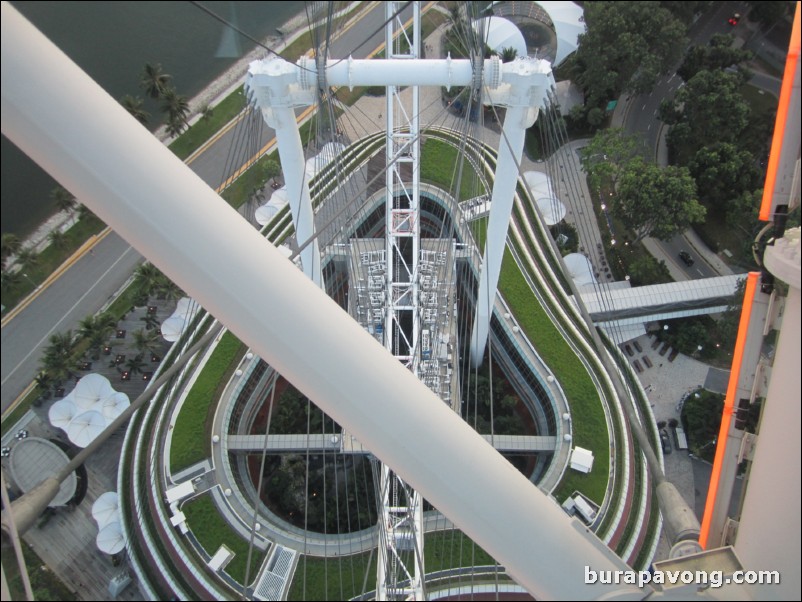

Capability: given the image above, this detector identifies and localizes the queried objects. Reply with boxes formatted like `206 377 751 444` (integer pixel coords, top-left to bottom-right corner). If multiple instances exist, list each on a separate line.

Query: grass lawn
182 494 267 586
169 330 245 471
500 248 609 505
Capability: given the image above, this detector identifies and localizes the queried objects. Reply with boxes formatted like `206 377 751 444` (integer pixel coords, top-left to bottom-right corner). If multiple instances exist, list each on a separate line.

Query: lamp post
22 272 39 290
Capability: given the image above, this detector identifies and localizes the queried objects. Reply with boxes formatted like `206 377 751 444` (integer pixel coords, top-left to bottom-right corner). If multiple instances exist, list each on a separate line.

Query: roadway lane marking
0 245 137 389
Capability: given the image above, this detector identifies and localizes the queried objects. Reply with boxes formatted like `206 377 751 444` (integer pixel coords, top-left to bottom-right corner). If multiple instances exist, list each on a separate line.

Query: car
660 429 672 454
679 250 694 266
728 13 741 26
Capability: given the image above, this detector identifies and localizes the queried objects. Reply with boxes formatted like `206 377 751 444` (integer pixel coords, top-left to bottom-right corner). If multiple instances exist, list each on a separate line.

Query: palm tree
120 94 150 125
156 277 182 301
40 330 77 385
34 371 55 400
78 313 116 359
1 269 21 292
165 116 186 138
499 46 518 62
48 229 68 251
1 233 22 265
139 62 171 99
124 354 147 375
134 262 161 298
15 247 39 273
50 186 77 214
161 87 191 132
132 328 161 356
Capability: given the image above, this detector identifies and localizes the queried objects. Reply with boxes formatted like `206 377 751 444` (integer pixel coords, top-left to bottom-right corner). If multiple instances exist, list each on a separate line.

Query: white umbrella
71 373 114 410
66 410 106 448
535 1 585 66
536 196 567 225
48 399 78 430
92 491 120 529
100 392 130 421
96 521 126 555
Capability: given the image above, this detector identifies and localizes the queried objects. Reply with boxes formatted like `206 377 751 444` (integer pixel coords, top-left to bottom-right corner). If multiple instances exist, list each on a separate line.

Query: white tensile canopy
472 16 527 58
66 410 107 448
92 491 120 529
96 521 126 555
100 391 130 421
255 187 290 226
160 316 185 343
536 197 567 225
534 1 585 66
563 252 597 287
69 373 114 410
161 297 199 342
48 398 78 429
523 171 552 199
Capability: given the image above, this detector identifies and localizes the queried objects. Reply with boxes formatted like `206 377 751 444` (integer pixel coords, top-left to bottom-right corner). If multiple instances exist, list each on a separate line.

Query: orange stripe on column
699 272 760 549
760 1 800 221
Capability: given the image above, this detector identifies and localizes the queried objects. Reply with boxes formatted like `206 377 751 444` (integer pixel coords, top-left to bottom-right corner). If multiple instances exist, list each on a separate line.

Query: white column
247 59 322 286
470 105 528 367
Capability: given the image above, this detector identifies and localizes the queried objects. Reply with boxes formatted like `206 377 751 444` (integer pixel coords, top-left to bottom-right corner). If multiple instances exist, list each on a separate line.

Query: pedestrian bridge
226 433 558 453
576 275 743 343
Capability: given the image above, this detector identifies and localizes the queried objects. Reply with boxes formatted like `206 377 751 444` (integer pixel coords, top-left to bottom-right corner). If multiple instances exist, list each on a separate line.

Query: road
1 2 407 415
1 233 142 412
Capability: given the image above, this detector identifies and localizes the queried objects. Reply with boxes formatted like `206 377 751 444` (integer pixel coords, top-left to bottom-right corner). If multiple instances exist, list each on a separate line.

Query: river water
3 0 304 238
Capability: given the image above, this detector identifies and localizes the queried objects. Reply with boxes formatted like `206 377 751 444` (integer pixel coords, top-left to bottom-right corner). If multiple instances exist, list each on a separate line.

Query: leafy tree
580 128 648 192
681 389 724 461
687 142 760 210
716 277 746 352
1 233 22 264
725 189 762 240
262 159 282 183
615 159 705 241
573 2 687 110
660 1 708 25
50 186 77 214
139 62 171 99
677 34 753 82
626 254 672 286
747 1 792 28
120 94 150 125
661 69 751 160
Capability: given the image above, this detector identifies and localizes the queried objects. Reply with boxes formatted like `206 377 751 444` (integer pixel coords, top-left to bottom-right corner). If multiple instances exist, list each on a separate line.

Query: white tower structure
376 4 425 598
246 6 552 597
